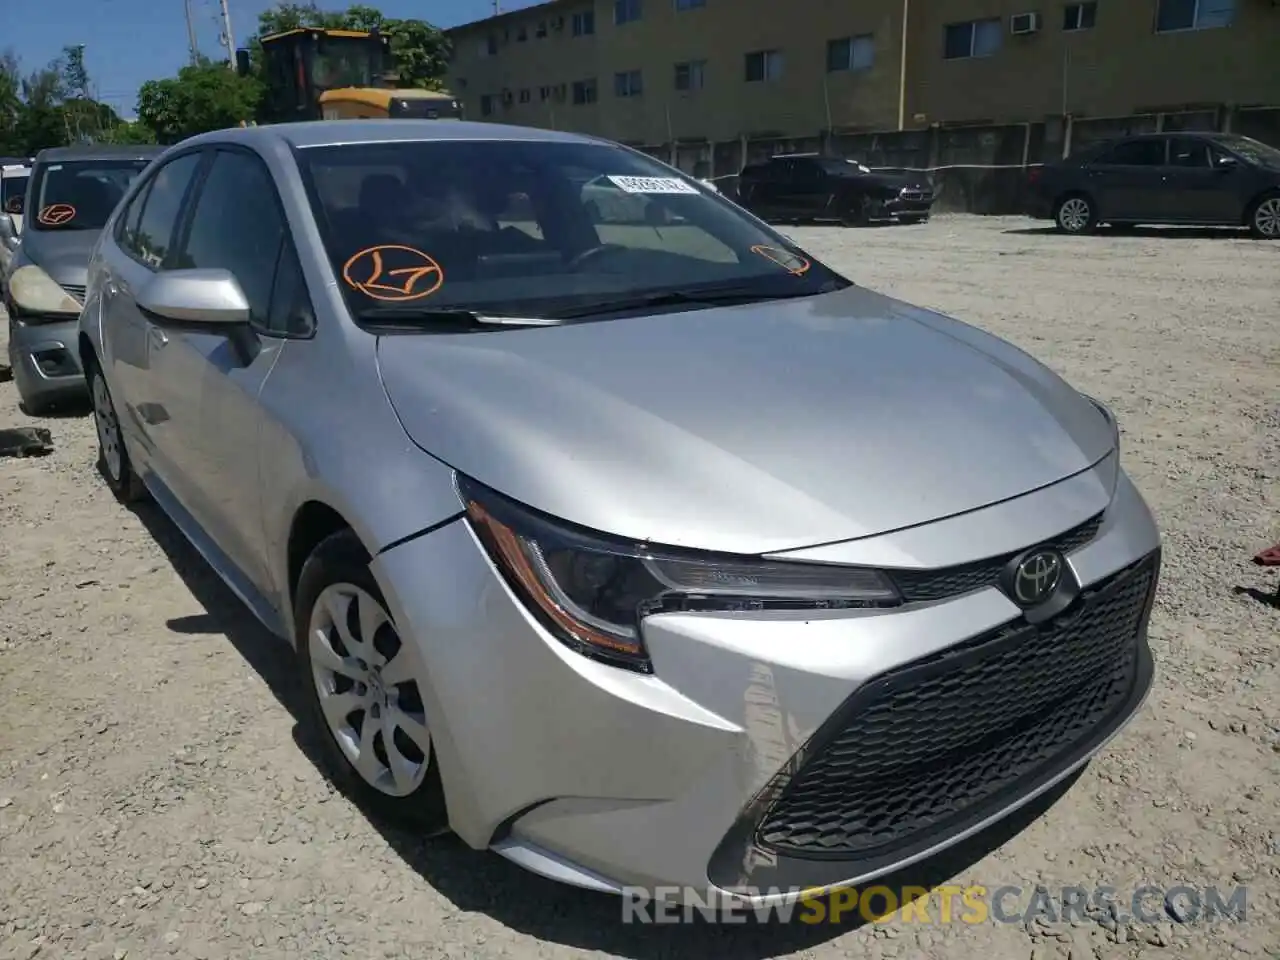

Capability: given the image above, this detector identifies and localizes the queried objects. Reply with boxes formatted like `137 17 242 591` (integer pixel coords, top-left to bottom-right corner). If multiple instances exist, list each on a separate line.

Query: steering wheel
566 243 628 271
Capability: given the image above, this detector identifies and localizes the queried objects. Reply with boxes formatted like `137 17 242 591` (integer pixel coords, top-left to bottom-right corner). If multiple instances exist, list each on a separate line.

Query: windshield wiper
355 306 564 330
547 285 823 320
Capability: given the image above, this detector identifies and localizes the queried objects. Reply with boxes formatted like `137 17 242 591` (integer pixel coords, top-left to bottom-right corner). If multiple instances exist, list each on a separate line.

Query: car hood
14 228 99 288
376 287 1114 554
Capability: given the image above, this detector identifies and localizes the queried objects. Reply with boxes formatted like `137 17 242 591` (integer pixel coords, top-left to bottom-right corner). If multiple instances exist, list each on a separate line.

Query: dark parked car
737 153 934 226
1028 132 1280 239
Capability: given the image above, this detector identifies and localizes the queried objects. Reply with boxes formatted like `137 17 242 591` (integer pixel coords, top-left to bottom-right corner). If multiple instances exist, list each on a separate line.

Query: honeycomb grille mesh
756 554 1156 858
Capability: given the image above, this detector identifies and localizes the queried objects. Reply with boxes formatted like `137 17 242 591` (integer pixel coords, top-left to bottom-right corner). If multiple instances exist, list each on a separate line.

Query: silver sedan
78 120 1161 906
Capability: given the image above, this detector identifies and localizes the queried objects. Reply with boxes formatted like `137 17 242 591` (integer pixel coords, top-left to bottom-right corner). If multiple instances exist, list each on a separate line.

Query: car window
297 138 841 322
1093 140 1165 167
176 150 286 330
265 240 315 337
2 174 28 214
1168 138 1210 169
131 153 203 268
26 158 153 232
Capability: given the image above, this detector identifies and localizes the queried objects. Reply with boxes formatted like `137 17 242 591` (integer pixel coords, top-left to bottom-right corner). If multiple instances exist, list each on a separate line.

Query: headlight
8 262 81 320
457 476 901 673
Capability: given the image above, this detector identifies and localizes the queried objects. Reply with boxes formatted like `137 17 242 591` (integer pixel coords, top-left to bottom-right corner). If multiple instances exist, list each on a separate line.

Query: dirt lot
1 216 1277 960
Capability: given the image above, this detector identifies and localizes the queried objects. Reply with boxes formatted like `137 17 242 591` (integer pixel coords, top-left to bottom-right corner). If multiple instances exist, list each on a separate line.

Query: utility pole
183 0 200 65
218 0 236 67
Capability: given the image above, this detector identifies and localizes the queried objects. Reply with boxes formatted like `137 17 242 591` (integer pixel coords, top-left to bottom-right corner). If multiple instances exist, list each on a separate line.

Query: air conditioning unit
1010 11 1041 34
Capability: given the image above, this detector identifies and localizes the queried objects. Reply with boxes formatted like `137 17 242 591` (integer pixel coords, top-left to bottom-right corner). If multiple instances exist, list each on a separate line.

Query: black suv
737 153 935 226
1028 132 1280 239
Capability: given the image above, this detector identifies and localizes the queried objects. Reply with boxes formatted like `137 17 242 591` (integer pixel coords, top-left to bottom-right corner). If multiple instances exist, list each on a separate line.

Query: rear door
99 149 207 479
1162 137 1245 223
1082 138 1167 222
778 159 831 219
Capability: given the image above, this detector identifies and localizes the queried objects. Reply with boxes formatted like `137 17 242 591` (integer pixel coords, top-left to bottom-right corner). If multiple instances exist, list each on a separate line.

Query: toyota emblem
1008 549 1064 607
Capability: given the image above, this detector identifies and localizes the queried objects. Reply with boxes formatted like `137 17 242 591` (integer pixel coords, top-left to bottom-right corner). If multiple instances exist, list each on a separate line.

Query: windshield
1219 135 1280 168
27 158 151 231
298 139 847 321
2 174 28 214
311 37 382 91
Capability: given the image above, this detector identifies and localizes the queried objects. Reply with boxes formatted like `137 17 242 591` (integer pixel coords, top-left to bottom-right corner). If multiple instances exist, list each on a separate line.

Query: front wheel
1247 193 1280 240
295 529 448 830
1054 195 1096 235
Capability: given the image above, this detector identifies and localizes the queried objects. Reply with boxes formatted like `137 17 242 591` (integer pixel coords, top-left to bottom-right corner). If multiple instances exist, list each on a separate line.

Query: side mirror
136 269 250 326
1215 155 1238 172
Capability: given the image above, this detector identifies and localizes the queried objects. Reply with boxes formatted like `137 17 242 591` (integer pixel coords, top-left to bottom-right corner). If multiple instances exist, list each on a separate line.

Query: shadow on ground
1003 225 1253 240
134 500 1085 959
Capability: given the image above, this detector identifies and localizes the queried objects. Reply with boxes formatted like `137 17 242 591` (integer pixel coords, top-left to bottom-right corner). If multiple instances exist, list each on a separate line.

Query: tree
136 58 261 144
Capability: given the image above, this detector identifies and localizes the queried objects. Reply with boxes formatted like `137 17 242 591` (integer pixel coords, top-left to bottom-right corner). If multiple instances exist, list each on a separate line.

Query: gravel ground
1 215 1277 960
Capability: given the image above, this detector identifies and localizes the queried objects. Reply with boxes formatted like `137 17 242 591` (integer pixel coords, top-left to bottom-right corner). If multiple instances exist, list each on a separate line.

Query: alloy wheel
308 584 432 798
1254 198 1280 238
92 372 123 483
1058 198 1091 233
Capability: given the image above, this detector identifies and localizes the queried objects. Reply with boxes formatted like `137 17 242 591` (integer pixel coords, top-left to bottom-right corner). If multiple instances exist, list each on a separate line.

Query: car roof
32 144 166 164
179 120 610 152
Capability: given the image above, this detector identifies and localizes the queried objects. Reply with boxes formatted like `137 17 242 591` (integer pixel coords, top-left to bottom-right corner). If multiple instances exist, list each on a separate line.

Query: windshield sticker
606 175 699 196
342 245 444 302
750 244 811 276
37 203 77 226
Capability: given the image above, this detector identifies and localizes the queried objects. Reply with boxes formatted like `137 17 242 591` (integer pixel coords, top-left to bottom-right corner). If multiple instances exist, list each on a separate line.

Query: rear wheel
1247 193 1280 240
1054 194 1096 235
89 360 147 503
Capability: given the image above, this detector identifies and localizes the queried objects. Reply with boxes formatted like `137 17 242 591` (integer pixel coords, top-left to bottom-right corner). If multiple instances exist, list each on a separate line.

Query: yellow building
445 0 1280 160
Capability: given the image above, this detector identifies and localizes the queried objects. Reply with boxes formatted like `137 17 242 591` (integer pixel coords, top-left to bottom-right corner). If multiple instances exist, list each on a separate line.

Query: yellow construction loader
239 27 462 123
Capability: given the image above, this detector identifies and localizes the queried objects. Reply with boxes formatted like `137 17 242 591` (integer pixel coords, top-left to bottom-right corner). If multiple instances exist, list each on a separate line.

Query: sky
5 0 541 119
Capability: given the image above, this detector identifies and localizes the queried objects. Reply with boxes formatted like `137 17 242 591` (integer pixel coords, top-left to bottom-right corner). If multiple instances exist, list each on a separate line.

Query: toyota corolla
78 120 1160 905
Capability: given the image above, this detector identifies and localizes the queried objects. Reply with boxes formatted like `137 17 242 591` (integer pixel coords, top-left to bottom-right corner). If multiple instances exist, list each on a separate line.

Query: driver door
148 147 298 595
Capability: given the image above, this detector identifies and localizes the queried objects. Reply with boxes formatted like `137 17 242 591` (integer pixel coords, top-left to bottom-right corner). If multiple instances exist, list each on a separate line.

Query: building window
674 59 706 91
519 88 531 103
943 18 1003 59
614 69 643 97
572 78 598 104
674 0 705 9
744 49 784 83
480 94 494 116
517 25 527 41
827 34 874 72
485 34 498 55
572 10 595 34
1063 2 1097 30
615 0 642 25
539 85 551 101
1155 0 1234 32
536 20 548 37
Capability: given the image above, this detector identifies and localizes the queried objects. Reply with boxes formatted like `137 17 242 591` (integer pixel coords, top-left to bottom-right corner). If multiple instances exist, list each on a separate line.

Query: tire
840 195 870 228
1054 194 1096 235
1246 192 1280 240
295 528 448 831
88 359 148 503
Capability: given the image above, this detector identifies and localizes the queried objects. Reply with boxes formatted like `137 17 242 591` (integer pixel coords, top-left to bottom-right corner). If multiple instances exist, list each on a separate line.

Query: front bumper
371 465 1160 905
7 312 85 405
873 191 935 221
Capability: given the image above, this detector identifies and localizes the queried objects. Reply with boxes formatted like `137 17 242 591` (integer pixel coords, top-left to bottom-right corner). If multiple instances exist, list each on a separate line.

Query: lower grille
754 552 1157 859
900 190 932 202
